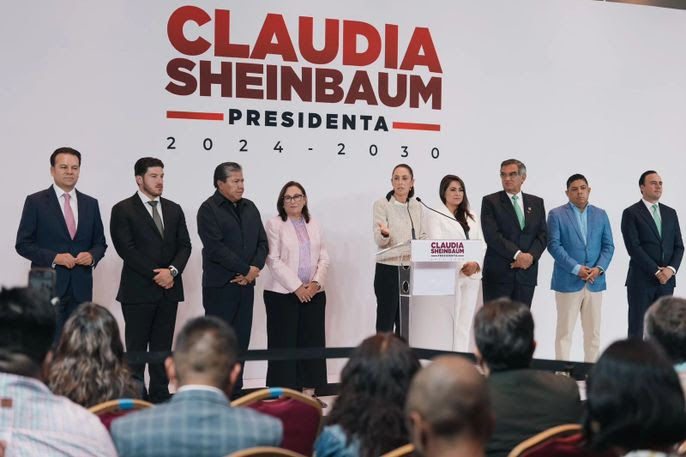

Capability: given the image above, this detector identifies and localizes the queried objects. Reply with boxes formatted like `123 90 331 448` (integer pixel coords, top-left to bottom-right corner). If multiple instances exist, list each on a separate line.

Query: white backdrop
2 0 686 380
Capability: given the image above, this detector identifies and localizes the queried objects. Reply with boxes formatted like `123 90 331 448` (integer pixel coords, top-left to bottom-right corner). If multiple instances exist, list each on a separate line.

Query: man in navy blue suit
548 174 614 362
621 170 684 338
15 147 107 334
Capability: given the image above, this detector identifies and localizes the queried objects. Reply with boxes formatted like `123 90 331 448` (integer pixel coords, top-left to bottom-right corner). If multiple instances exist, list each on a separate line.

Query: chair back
508 424 585 457
380 443 415 457
232 387 322 456
88 398 153 430
227 446 307 457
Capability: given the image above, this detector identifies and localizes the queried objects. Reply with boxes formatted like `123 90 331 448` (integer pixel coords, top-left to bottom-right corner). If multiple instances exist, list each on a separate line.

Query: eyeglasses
283 194 304 203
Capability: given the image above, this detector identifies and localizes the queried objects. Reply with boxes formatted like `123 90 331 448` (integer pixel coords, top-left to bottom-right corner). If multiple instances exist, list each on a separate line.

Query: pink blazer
264 216 329 294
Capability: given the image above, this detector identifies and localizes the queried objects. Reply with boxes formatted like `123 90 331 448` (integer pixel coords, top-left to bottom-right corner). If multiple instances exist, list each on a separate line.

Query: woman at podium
263 181 330 394
412 174 484 352
372 163 425 334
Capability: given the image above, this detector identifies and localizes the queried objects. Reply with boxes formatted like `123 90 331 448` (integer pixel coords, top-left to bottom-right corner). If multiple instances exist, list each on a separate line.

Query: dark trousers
203 284 254 392
264 290 327 389
483 281 536 307
627 284 674 338
55 283 80 343
121 299 178 403
374 263 402 334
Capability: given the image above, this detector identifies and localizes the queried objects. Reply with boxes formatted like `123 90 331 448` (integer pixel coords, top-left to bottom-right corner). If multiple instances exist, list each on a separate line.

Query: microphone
416 197 458 223
416 197 470 238
406 200 416 240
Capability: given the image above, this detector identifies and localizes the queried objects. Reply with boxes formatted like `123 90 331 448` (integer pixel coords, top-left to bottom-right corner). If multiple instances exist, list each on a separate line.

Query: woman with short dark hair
263 181 329 395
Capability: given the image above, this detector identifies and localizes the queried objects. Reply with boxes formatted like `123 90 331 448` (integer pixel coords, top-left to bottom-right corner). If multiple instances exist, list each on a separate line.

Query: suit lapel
564 204 585 244
74 189 86 238
133 193 163 239
499 191 521 230
160 197 172 239
45 187 71 239
637 201 661 240
522 193 534 231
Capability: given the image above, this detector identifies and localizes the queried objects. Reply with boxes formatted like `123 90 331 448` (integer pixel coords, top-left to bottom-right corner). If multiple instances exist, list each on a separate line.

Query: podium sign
411 239 483 262
411 239 483 296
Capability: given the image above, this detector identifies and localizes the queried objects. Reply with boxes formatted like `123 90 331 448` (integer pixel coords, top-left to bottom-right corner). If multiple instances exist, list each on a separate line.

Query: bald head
406 356 492 448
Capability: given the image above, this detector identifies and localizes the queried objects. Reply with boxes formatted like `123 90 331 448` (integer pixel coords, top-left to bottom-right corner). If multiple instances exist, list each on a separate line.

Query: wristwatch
168 265 178 277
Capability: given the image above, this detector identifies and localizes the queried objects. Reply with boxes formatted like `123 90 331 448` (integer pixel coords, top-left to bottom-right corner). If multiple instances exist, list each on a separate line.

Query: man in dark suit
481 159 547 307
621 170 683 338
15 147 107 334
110 157 191 403
474 298 581 457
197 162 268 393
111 316 282 457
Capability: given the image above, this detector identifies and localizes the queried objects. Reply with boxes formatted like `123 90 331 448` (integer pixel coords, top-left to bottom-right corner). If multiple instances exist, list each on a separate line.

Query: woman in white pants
411 175 484 352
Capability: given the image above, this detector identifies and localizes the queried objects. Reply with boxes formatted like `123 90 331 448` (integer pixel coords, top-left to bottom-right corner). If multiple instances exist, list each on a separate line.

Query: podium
377 239 483 340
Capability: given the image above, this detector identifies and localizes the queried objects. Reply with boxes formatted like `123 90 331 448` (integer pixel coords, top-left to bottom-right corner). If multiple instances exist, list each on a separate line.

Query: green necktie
651 203 662 237
512 195 525 230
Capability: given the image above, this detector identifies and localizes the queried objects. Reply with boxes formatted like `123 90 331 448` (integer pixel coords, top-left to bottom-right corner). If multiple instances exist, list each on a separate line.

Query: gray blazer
111 388 283 457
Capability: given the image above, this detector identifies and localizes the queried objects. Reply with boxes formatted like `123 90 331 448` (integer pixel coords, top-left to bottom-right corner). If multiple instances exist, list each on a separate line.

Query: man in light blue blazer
547 174 614 362
111 317 282 457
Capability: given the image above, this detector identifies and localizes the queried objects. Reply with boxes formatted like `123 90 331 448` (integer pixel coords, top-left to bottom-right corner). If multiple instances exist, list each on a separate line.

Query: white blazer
264 216 329 294
424 204 485 280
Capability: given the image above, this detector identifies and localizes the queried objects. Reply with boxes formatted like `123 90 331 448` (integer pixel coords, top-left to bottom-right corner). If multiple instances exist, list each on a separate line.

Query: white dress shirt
137 190 164 228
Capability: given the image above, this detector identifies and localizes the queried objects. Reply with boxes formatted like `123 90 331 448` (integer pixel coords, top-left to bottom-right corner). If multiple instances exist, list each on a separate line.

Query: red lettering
400 27 442 73
166 58 197 95
299 17 339 64
167 6 211 56
281 66 312 102
409 75 441 109
315 68 344 103
344 71 378 105
378 73 406 107
214 10 250 58
384 24 398 69
265 65 278 100
251 14 298 61
199 60 232 97
342 20 381 66
235 63 264 99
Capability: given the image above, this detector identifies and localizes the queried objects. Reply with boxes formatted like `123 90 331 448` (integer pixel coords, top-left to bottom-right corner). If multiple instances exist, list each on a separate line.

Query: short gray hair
213 162 242 188
500 159 527 176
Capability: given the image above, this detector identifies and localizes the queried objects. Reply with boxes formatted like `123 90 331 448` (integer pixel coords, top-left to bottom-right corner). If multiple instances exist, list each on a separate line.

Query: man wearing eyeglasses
481 159 548 307
197 162 268 396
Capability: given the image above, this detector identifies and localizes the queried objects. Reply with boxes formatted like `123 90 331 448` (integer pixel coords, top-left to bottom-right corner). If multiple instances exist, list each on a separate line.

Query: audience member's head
48 302 138 407
474 298 535 373
585 339 686 454
166 316 241 394
645 296 686 365
327 333 421 457
0 287 55 378
406 356 492 457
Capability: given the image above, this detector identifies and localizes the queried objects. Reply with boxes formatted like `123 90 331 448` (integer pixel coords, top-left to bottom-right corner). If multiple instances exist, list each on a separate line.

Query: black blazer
197 192 268 288
110 193 192 303
480 191 548 286
15 186 107 302
621 200 684 287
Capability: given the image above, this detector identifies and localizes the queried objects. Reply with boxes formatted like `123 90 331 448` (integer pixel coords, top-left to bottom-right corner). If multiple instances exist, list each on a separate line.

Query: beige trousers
555 287 602 362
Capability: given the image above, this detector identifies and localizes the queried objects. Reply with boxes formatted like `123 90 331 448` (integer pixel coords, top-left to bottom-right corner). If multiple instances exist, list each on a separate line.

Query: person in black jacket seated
197 162 268 394
474 298 582 457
